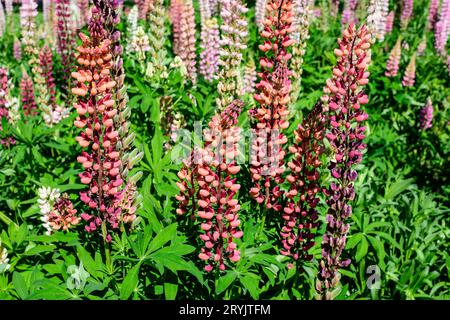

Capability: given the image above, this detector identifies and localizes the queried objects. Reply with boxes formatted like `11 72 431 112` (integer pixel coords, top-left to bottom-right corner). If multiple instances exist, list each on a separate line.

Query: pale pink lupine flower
400 0 413 29
428 0 439 30
435 0 450 56
385 38 402 77
385 10 394 34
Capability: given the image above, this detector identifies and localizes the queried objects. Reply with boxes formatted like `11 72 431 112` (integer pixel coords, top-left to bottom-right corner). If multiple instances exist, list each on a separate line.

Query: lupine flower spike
282 101 324 263
56 0 76 88
243 56 257 94
217 0 248 111
148 0 168 74
176 100 244 271
420 98 433 130
21 70 38 117
316 24 371 300
249 0 294 211
385 37 402 77
435 0 450 56
400 0 413 29
402 53 416 87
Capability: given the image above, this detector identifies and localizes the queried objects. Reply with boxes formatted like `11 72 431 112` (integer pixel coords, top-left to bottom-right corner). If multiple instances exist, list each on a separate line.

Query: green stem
0 211 18 228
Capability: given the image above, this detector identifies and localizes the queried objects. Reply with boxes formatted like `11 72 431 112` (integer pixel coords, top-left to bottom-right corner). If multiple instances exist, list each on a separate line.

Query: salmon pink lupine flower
21 71 38 117
48 194 81 232
176 100 244 271
249 0 294 211
385 37 402 77
402 53 416 87
282 101 324 262
316 24 372 300
216 0 248 111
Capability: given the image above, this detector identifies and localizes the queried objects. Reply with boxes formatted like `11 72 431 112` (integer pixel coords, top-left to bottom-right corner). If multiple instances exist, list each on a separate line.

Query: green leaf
164 282 178 300
215 272 237 295
355 236 369 262
12 272 29 300
119 263 141 300
346 233 363 249
147 223 177 254
76 245 102 279
240 275 260 299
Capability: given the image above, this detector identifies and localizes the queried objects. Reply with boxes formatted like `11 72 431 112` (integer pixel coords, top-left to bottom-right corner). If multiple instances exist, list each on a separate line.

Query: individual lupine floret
176 100 244 271
385 37 402 77
20 71 38 116
435 0 450 56
282 101 324 263
38 187 62 235
216 0 248 112
248 0 294 211
13 40 22 61
129 26 151 62
420 98 433 130
402 53 416 87
316 24 371 300
56 0 76 88
178 0 197 84
0 240 10 273
200 18 220 82
243 56 257 94
400 0 413 29
148 0 168 74
291 0 311 104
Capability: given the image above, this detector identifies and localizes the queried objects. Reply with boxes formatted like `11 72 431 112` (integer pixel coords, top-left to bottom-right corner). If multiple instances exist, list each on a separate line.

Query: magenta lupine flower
420 98 434 130
21 71 38 116
0 68 8 123
385 10 394 34
385 37 402 77
56 0 76 88
200 18 220 82
39 45 56 106
282 101 324 263
402 54 416 87
249 0 294 211
176 100 244 271
13 40 22 61
435 0 450 56
400 0 413 29
316 24 372 300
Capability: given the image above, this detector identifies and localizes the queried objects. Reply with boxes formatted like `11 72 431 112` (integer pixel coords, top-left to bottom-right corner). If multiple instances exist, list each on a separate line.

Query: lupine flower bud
56 0 76 88
400 0 413 29
243 56 257 94
200 18 220 82
148 0 168 74
20 71 37 116
216 0 248 111
434 0 450 56
249 0 294 211
0 240 10 273
385 37 402 77
402 53 416 87
317 24 371 300
420 98 433 130
176 100 244 271
13 40 22 61
282 101 324 262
